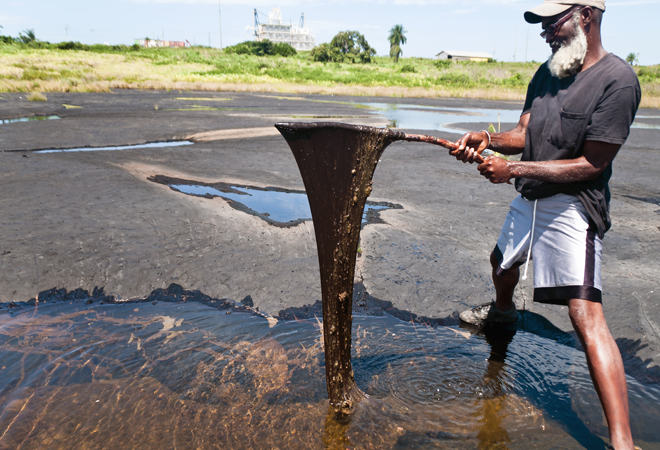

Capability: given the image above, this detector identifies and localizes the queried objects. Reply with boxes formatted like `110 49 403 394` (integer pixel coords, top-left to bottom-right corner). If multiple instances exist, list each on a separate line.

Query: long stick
399 133 486 164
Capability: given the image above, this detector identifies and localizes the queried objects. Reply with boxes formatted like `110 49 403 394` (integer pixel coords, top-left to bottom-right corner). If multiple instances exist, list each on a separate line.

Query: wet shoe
459 301 518 325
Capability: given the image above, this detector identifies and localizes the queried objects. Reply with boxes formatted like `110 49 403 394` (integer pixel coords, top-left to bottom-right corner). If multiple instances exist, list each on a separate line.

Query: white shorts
494 194 603 305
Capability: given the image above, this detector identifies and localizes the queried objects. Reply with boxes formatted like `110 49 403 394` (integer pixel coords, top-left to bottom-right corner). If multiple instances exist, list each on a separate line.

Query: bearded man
451 1 641 449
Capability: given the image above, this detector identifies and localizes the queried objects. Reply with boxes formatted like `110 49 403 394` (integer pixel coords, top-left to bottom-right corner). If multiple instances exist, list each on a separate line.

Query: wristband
479 130 491 149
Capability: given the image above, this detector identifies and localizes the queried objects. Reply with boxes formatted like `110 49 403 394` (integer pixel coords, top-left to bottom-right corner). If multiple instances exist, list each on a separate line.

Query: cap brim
524 3 573 23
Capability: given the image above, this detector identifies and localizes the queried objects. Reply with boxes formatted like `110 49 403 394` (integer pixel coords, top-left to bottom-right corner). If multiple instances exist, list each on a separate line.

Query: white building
253 8 315 51
135 38 186 48
435 51 493 62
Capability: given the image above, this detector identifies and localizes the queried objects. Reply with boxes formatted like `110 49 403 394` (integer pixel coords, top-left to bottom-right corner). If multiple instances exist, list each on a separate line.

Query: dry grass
1 48 658 108
27 92 47 101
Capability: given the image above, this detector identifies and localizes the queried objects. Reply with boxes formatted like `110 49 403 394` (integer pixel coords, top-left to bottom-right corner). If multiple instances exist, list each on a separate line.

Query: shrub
273 42 296 57
637 66 660 82
312 31 376 64
434 59 452 69
311 43 343 63
57 41 86 50
224 40 296 57
18 29 36 44
399 64 416 73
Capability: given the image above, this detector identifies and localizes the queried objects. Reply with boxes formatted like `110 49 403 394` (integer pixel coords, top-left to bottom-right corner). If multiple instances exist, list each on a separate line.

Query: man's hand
450 131 489 163
478 156 513 184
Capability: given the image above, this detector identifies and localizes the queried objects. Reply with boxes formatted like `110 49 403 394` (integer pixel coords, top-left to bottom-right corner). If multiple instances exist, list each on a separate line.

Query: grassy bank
1 44 658 107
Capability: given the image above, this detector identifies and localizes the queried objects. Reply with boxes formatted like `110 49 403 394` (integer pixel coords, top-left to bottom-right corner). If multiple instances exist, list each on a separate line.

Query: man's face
545 8 589 78
542 8 581 54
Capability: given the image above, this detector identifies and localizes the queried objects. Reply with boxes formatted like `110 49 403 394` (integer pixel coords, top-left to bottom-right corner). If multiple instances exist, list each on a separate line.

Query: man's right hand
451 131 489 163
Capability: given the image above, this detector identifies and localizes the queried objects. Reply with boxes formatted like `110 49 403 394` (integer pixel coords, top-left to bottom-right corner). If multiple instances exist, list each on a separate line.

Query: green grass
1 42 658 107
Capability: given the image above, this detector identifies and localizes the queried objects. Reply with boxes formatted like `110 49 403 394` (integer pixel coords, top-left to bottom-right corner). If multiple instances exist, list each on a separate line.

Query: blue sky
1 0 658 65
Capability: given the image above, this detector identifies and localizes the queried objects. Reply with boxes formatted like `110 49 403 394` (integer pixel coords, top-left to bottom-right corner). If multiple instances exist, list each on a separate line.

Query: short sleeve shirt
516 53 641 234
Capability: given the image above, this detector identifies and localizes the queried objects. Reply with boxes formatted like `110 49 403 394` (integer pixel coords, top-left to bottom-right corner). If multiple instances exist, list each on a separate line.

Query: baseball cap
524 0 605 24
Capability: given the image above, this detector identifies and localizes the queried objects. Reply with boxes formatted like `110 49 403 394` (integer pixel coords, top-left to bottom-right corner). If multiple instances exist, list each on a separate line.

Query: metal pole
524 25 530 62
513 26 518 62
218 2 223 50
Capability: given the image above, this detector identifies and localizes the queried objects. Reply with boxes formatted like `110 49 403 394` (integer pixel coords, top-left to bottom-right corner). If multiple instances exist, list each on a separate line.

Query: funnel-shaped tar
275 122 404 412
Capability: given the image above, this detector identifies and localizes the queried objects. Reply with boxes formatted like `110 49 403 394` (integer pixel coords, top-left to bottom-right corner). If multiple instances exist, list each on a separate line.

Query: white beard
548 16 588 79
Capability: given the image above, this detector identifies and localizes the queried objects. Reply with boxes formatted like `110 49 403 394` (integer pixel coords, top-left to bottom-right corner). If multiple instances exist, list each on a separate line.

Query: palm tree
388 24 407 63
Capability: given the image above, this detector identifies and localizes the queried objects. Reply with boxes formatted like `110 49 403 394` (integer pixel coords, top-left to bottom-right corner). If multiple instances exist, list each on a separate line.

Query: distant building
435 51 492 62
135 38 186 48
253 8 315 51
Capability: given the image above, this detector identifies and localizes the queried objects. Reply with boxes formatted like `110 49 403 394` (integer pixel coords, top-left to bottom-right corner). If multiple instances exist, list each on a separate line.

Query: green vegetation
224 40 296 57
0 39 658 107
18 29 36 44
311 31 376 63
388 25 407 63
626 52 639 66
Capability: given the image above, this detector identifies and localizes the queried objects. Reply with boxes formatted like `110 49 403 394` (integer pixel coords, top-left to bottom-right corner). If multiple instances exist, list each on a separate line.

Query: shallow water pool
0 301 658 449
170 184 396 226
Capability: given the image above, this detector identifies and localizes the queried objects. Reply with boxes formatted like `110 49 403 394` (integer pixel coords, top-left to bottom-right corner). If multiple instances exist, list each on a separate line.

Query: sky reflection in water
361 103 660 133
172 184 391 225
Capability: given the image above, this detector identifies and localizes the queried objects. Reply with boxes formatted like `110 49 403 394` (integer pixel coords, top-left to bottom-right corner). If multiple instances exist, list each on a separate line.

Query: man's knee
490 251 499 269
490 251 519 280
568 298 607 336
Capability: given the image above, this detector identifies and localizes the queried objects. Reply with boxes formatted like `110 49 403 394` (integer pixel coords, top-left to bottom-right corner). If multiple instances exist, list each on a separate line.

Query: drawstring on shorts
521 199 538 281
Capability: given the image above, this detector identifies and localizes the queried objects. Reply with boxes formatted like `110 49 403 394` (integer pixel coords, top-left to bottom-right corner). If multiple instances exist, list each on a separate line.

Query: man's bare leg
568 298 634 450
490 251 518 312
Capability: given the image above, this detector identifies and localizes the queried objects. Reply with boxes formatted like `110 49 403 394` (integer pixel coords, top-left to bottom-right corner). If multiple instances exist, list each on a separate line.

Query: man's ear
581 7 593 32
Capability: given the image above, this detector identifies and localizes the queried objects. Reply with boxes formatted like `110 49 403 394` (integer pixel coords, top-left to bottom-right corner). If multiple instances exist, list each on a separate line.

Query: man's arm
450 113 530 163
477 140 622 184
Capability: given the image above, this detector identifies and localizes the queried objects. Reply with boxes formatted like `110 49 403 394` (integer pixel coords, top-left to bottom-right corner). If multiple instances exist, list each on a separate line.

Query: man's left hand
477 156 513 184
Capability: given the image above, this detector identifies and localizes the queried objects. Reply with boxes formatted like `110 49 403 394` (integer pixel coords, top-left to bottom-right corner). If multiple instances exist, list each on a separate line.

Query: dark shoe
606 444 642 449
459 301 518 325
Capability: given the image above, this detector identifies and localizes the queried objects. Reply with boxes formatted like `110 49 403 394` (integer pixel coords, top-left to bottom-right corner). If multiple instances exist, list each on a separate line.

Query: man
451 1 641 449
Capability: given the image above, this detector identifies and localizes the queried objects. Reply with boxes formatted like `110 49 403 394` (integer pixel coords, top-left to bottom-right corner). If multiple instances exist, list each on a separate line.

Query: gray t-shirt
516 53 641 237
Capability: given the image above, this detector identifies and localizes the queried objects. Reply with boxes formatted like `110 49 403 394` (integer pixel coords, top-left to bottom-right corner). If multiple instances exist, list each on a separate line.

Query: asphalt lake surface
1 90 659 449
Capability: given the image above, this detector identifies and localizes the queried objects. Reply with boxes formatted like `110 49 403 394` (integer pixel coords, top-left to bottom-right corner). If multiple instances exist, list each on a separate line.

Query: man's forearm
488 130 526 155
488 116 528 155
507 158 601 183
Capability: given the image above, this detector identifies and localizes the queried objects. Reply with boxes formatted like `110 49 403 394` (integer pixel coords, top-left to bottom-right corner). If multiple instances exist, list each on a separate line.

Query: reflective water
361 103 660 133
1 302 658 449
171 184 395 226
359 103 523 134
1 115 59 124
35 141 193 153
